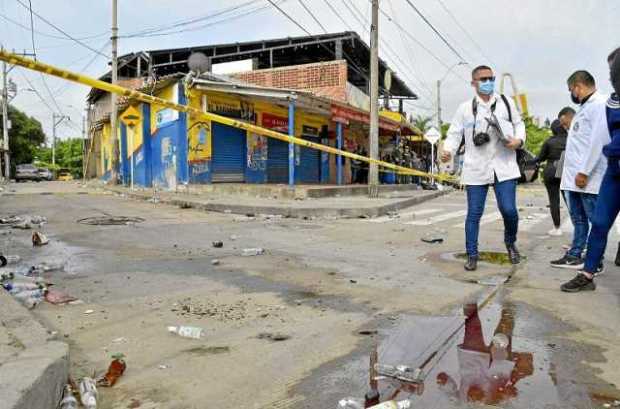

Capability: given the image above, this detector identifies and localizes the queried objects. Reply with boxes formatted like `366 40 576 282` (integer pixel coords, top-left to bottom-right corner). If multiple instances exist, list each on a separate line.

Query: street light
436 62 467 130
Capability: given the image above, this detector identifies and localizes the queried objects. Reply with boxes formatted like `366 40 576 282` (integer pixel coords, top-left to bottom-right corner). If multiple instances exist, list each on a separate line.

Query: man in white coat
550 71 609 271
441 65 526 271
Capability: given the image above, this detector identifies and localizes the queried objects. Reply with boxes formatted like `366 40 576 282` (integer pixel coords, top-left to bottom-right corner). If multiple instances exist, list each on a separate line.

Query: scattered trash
257 332 290 342
97 353 126 387
421 236 444 244
158 364 170 370
30 215 47 225
84 309 95 315
358 330 378 336
230 235 238 241
338 398 364 408
349 279 358 284
112 337 127 344
32 231 50 246
4 254 20 264
212 241 223 248
211 259 220 266
12 221 31 230
242 248 265 256
10 288 46 309
0 216 22 224
368 400 411 408
167 325 205 339
79 377 98 409
59 384 78 409
45 289 78 305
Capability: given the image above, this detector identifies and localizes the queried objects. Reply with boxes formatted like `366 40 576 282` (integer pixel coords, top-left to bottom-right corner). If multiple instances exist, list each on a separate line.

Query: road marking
521 212 549 232
406 210 468 226
452 211 502 228
368 208 441 223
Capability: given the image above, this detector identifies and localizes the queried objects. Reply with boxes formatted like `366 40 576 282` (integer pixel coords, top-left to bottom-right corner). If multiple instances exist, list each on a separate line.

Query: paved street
2 182 620 409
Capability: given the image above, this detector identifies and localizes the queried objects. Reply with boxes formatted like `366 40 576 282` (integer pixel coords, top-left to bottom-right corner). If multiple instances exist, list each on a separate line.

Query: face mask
478 80 495 95
571 92 581 104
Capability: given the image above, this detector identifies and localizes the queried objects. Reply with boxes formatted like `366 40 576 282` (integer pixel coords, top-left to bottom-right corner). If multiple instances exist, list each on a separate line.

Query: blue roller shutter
211 122 246 183
298 136 320 183
267 138 289 183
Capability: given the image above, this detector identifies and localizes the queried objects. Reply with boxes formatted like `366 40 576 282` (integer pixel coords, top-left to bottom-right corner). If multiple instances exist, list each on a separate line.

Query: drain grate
77 216 145 226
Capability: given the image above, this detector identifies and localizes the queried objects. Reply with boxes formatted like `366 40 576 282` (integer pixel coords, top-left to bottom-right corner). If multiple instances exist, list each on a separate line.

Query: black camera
473 132 491 146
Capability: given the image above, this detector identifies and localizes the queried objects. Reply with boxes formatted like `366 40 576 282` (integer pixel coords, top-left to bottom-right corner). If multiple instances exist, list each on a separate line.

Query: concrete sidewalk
0 289 69 409
101 185 451 218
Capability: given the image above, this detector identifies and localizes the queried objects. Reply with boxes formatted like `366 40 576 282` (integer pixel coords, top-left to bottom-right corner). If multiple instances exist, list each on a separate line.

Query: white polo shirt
444 93 526 186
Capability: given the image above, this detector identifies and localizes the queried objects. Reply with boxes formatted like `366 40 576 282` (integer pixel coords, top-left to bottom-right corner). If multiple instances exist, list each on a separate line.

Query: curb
104 187 451 218
0 291 69 409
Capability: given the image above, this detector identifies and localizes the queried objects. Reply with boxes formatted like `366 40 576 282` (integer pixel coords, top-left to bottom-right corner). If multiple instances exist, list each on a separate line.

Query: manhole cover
77 216 145 226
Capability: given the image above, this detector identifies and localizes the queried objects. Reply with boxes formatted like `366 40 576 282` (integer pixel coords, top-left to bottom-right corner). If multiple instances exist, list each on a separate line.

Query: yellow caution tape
0 49 456 182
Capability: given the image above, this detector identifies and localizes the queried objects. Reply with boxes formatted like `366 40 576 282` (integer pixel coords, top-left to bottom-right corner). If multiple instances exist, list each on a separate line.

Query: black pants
544 178 562 228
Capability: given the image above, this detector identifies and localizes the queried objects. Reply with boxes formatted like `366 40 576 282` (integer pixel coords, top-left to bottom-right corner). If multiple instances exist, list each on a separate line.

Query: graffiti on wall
161 136 177 189
247 132 267 171
188 122 211 162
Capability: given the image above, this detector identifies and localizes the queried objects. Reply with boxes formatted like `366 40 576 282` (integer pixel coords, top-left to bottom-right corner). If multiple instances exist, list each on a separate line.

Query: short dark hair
567 70 596 88
558 107 576 118
609 47 620 63
471 65 492 79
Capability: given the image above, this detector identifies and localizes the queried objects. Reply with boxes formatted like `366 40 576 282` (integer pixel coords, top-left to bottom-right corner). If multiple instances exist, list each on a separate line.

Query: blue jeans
565 190 598 258
465 178 519 257
584 170 620 272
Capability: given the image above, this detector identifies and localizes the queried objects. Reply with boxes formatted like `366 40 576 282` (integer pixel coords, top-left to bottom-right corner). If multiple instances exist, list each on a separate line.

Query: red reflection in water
436 303 534 405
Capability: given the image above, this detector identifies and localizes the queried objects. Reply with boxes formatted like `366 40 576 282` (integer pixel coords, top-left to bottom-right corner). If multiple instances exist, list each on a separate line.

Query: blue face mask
478 80 495 95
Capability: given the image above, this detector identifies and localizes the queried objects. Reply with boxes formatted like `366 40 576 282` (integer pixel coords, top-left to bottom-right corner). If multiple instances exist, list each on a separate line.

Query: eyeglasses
477 76 496 82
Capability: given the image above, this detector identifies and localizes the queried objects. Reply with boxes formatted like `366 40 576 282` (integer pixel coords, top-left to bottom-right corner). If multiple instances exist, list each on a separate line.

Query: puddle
449 251 527 266
292 297 619 409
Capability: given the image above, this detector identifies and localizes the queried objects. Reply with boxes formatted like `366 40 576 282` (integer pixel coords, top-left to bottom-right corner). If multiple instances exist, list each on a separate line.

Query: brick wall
232 60 348 102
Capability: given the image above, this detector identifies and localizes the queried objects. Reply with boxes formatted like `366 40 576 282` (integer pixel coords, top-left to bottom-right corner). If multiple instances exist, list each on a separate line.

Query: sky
1 0 619 142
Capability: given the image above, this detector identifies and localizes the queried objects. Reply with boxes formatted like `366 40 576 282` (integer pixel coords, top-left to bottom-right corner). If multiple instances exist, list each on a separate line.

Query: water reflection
435 303 533 405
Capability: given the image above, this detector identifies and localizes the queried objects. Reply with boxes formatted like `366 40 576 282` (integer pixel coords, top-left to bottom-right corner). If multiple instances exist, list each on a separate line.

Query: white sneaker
548 228 563 237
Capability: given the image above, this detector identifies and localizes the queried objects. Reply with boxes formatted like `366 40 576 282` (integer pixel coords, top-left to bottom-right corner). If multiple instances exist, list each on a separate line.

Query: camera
473 132 491 146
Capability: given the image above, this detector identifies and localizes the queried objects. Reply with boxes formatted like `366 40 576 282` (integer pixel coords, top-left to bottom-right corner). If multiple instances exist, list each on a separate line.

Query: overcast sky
1 0 619 141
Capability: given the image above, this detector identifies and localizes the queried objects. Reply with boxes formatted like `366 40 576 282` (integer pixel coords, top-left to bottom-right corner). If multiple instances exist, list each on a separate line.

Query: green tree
524 115 550 154
411 115 433 134
1 105 47 176
35 138 83 177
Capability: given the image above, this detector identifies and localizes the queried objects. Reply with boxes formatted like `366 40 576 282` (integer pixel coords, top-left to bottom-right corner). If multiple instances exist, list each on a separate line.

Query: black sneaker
550 255 584 269
560 274 596 292
464 256 478 271
506 244 521 265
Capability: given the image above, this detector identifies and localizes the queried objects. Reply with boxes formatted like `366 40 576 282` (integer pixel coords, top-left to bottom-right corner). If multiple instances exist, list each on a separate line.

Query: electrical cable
437 0 495 66
297 0 328 34
14 0 109 58
0 11 107 41
402 0 468 65
321 0 354 31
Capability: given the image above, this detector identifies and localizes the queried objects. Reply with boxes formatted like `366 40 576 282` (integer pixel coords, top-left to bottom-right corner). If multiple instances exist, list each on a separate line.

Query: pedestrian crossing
365 204 620 238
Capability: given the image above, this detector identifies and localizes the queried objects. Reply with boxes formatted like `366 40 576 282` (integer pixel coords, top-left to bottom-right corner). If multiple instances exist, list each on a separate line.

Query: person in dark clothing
561 47 620 292
532 109 575 236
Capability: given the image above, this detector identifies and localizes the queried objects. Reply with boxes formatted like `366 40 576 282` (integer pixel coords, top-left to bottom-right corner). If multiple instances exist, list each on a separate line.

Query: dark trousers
565 191 597 258
544 178 562 228
584 170 620 273
465 177 519 257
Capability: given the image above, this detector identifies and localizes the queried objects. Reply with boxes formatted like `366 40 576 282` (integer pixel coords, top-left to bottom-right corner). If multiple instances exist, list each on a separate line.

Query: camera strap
460 95 512 152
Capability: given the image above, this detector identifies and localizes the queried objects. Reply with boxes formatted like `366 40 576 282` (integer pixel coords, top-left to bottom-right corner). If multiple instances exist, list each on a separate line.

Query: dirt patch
183 345 231 355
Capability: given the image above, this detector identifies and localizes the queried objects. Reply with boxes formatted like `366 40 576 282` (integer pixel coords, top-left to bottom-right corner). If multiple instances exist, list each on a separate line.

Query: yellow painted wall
120 105 144 158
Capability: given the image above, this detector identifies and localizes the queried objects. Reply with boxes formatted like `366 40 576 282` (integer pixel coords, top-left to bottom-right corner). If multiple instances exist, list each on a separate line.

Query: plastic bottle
59 385 78 409
368 400 411 409
97 353 127 387
79 377 98 409
337 398 364 409
167 326 204 339
242 248 265 256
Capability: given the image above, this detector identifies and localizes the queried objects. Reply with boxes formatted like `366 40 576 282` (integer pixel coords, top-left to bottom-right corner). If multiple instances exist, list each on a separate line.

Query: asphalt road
1 182 619 409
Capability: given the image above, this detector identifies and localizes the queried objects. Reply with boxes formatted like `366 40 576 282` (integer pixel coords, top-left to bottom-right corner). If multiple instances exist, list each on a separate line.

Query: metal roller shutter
211 122 246 183
267 138 289 183
298 136 320 183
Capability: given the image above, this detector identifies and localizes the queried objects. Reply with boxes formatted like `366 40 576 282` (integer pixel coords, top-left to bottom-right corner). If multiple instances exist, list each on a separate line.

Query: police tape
0 49 457 182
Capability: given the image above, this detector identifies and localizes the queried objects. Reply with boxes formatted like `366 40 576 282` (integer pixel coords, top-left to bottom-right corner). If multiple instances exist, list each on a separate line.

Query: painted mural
247 133 267 171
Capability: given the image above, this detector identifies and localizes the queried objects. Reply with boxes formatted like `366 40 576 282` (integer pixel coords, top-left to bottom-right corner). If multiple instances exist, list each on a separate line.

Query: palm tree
410 114 433 134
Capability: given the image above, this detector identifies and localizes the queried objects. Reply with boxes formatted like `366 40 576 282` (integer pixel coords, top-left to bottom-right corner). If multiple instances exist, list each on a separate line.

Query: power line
297 0 327 34
27 0 36 59
18 70 55 114
14 0 109 58
0 11 107 41
436 0 495 66
402 0 468 64
321 0 354 31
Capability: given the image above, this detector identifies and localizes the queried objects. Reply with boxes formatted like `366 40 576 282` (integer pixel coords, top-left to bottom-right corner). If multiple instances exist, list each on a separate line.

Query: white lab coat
444 93 526 186
560 91 610 194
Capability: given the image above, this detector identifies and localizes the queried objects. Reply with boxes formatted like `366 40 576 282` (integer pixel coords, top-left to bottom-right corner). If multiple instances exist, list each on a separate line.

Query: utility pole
2 61 8 181
52 113 69 169
368 0 379 198
110 0 119 184
436 80 442 130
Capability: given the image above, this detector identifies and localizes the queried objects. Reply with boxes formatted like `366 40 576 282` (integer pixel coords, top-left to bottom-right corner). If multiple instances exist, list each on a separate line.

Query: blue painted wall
142 103 152 187
176 85 189 185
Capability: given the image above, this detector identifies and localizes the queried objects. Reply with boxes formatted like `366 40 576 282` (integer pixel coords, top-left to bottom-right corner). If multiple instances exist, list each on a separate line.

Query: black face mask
571 92 581 104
